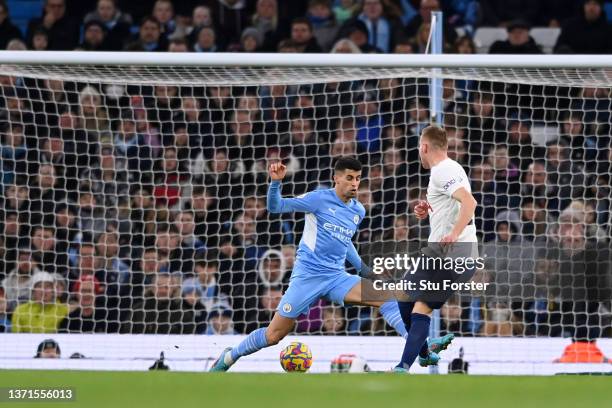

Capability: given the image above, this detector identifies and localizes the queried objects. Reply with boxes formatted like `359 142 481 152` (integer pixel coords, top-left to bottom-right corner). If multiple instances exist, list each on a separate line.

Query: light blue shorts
277 269 361 319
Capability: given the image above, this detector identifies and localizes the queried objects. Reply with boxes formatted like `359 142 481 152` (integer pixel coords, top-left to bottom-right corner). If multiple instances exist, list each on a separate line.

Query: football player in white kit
395 125 478 372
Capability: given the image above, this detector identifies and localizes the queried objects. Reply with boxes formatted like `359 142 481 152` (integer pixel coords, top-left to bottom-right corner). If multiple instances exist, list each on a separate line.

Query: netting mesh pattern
0 65 611 339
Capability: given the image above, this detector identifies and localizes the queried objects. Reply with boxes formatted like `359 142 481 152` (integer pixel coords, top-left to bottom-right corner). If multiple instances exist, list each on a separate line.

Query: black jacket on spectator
0 17 22 49
555 12 612 54
27 15 80 50
204 0 254 47
489 37 542 54
58 304 109 333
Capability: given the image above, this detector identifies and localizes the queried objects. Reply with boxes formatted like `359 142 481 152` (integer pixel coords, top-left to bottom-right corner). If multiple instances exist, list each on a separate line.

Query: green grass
0 370 609 408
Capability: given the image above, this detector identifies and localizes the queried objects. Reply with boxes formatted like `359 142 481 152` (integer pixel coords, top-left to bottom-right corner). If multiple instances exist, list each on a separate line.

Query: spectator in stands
381 147 408 219
505 119 545 170
290 17 323 52
239 27 264 52
77 189 107 237
355 183 383 243
154 147 188 209
59 274 107 333
253 285 283 329
306 0 339 52
27 0 80 50
78 86 111 144
322 305 345 333
122 272 196 334
208 0 252 48
188 5 213 40
555 0 612 54
84 0 133 51
354 92 384 154
487 145 520 201
520 161 548 207
193 26 219 52
251 0 288 52
34 338 61 358
11 271 68 333
6 39 26 50
1 247 40 312
95 230 130 288
80 146 129 216
545 142 586 214
338 19 380 53
544 210 611 362
78 20 109 51
520 198 548 241
126 16 168 52
29 28 49 51
207 301 236 335
153 0 176 39
489 20 542 54
173 210 206 274
3 184 29 213
479 0 539 28
465 90 502 163
181 282 208 334
244 195 283 248
331 38 362 53
347 0 403 54
182 255 221 311
114 111 153 175
0 1 23 50
454 35 475 54
404 0 456 46
559 111 598 166
1 123 27 186
333 0 359 23
168 38 190 52
29 223 69 277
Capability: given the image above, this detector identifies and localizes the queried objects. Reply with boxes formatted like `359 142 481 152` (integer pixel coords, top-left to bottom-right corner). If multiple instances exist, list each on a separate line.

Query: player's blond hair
421 125 448 150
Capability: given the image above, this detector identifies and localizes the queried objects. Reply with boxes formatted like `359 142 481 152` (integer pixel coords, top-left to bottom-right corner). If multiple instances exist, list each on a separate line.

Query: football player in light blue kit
210 157 407 371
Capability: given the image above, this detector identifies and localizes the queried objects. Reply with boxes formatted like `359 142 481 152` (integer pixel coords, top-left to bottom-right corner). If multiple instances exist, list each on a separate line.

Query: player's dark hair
334 156 362 173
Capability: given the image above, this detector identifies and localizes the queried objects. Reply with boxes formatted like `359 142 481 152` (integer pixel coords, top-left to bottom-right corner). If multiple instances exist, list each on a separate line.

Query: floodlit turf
0 370 609 408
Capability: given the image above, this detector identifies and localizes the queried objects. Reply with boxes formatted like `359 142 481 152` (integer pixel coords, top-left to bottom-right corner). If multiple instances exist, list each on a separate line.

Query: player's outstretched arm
441 187 477 244
346 241 370 276
266 162 319 214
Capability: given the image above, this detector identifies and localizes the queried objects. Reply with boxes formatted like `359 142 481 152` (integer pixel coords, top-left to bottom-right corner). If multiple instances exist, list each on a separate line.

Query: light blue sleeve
267 181 320 214
346 241 362 270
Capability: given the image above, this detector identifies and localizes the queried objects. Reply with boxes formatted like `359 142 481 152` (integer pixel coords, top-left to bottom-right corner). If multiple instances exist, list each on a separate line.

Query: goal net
0 53 611 373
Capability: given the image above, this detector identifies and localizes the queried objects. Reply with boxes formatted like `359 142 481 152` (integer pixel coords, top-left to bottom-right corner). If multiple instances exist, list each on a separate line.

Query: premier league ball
279 342 313 372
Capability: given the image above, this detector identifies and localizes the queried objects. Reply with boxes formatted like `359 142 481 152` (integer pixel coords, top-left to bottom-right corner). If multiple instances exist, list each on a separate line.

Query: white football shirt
426 158 478 243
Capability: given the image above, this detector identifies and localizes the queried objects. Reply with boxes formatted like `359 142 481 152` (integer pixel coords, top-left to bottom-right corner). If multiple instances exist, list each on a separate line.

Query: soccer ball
279 342 313 372
330 354 370 373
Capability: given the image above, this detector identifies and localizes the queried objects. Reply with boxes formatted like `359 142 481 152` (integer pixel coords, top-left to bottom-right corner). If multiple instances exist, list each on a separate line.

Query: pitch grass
0 370 609 408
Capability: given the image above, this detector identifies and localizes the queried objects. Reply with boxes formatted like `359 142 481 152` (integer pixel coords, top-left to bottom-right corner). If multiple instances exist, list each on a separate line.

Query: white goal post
0 52 611 374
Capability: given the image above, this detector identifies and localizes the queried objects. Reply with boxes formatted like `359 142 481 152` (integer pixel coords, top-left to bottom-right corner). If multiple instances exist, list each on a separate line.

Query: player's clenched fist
269 162 287 181
413 200 432 220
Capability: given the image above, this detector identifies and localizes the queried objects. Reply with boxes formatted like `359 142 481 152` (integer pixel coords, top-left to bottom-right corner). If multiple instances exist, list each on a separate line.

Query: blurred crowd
0 0 610 54
0 0 611 339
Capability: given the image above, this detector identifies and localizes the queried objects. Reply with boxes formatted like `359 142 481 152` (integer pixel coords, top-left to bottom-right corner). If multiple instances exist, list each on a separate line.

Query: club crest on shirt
353 215 359 224
282 303 292 313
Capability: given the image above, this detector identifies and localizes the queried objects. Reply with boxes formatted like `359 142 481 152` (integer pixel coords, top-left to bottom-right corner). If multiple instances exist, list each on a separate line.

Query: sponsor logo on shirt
323 222 354 243
442 176 462 191
328 207 336 215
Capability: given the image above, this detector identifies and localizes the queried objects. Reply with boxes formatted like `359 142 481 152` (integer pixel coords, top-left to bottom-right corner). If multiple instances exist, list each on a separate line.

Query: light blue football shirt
267 181 365 275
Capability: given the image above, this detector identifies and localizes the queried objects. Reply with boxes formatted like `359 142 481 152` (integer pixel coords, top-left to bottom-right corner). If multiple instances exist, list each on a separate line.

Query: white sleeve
432 163 470 197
